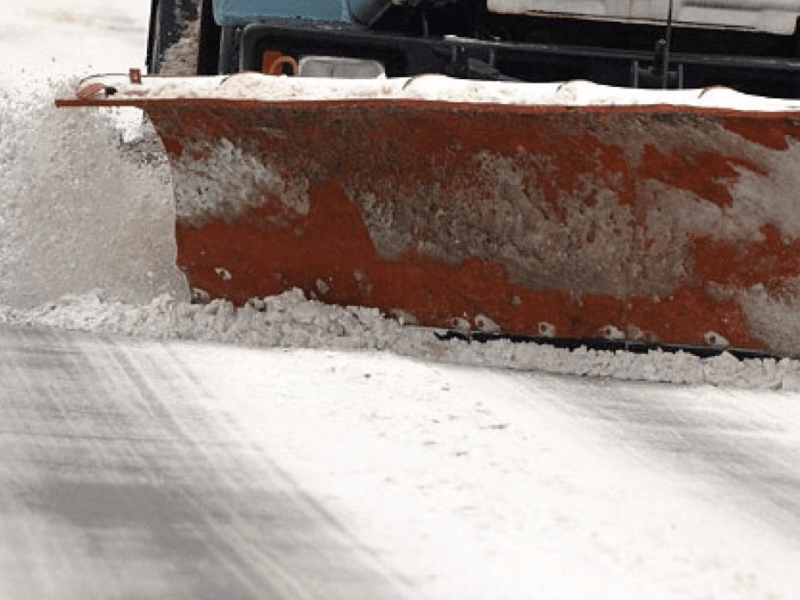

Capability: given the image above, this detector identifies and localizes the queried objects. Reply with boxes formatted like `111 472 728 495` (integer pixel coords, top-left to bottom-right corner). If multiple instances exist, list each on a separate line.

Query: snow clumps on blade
3 288 800 391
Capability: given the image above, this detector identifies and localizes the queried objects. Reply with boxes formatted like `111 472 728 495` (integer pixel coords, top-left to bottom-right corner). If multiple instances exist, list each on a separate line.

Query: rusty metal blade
58 80 800 355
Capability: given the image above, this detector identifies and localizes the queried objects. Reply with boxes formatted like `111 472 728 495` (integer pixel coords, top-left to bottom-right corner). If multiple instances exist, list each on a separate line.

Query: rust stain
722 116 800 151
694 224 800 294
637 145 765 209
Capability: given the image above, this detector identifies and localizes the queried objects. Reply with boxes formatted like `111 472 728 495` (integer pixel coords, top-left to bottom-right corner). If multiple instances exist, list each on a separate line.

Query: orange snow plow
58 74 800 355
57 0 800 355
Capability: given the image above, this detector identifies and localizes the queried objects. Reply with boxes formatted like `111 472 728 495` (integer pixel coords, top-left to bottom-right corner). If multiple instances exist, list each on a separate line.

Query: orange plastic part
261 50 298 75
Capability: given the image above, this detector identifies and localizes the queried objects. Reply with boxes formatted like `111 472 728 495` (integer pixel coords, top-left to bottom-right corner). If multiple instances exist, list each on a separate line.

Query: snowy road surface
2 326 800 600
0 326 407 600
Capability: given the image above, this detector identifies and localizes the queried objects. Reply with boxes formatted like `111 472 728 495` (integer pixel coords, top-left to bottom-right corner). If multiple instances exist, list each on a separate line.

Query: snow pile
78 71 800 112
4 288 800 390
0 79 188 309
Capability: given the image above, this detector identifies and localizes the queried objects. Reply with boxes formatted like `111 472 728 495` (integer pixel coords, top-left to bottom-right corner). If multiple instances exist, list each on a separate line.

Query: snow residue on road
4 288 800 391
186 344 800 600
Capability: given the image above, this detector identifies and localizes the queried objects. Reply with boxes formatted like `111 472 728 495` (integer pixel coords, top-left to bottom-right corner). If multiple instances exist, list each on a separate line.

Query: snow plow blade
59 74 800 355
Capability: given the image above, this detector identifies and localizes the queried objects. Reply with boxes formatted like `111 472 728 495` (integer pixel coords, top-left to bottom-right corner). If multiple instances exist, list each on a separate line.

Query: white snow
2 2 800 599
183 343 800 600
0 78 188 308
77 70 800 112
0 1 150 79
0 1 186 308
4 289 800 391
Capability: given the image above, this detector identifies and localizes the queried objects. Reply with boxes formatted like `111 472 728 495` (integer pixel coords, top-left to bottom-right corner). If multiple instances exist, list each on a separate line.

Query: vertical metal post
662 0 674 88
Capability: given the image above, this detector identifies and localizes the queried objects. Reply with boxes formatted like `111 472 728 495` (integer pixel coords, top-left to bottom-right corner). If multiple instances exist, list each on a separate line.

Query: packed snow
5 288 800 391
185 342 800 600
77 70 800 111
2 2 800 600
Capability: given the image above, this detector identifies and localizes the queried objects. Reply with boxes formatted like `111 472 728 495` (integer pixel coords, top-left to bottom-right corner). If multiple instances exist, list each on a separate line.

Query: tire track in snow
518 372 800 539
0 325 409 600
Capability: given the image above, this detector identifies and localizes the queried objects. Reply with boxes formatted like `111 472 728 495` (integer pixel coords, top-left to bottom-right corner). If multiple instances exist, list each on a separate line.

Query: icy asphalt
1 1 800 599
0 326 408 600
2 325 800 600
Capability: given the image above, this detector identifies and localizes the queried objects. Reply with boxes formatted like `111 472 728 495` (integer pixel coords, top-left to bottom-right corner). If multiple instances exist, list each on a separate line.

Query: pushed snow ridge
2 289 799 390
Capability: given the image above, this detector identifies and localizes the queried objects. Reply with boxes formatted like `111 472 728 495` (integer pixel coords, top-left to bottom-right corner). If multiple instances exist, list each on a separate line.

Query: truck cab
149 0 800 97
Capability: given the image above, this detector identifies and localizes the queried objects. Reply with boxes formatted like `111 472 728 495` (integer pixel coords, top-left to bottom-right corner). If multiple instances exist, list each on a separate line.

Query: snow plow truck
58 0 800 356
